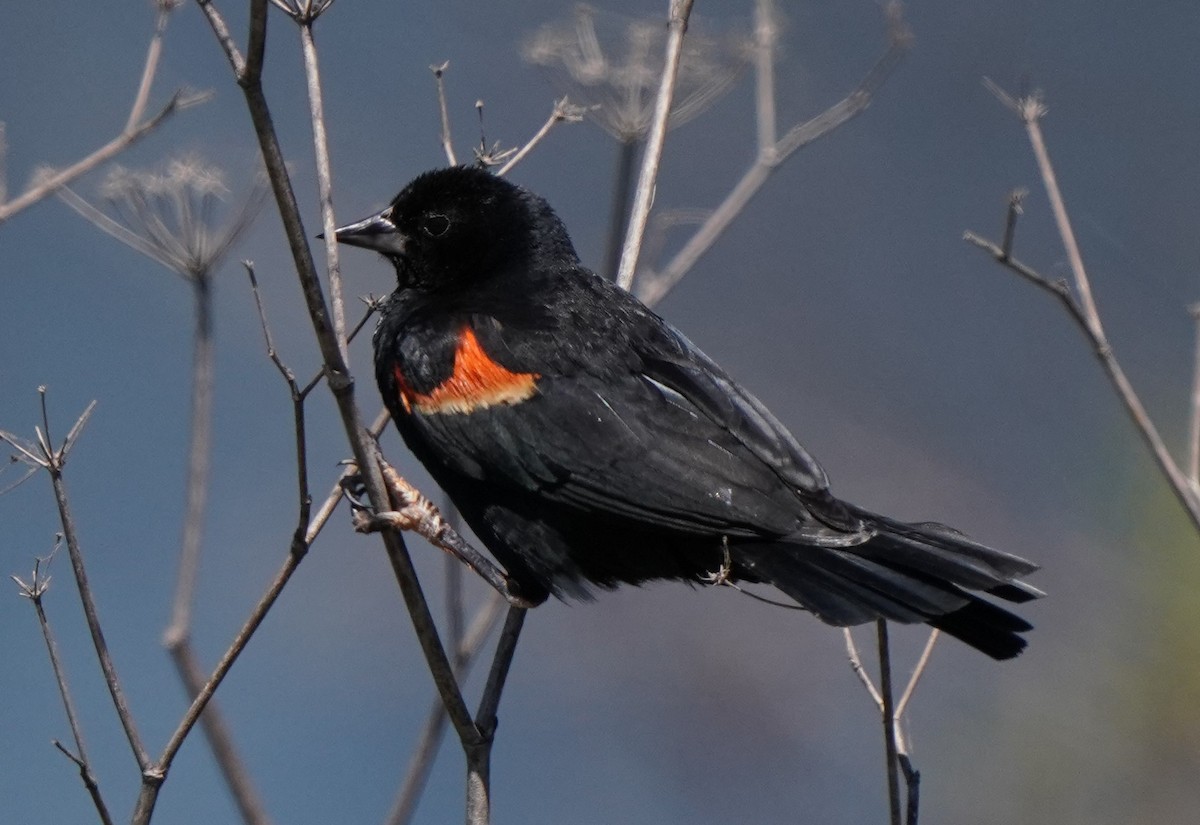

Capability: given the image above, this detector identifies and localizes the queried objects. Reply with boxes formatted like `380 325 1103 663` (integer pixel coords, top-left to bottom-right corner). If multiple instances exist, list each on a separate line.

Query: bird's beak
331 208 407 257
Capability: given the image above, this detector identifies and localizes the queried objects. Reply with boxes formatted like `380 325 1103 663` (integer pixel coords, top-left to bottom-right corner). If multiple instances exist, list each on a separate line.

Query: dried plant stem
387 593 507 825
197 8 490 822
0 7 203 225
969 81 1200 533
615 0 696 290
603 139 639 281
877 621 902 825
301 21 349 362
155 266 273 823
466 606 527 825
843 625 930 823
166 275 215 646
965 241 1200 529
753 0 778 152
636 2 910 305
496 98 583 177
967 229 1200 531
49 469 151 772
126 4 172 131
895 629 938 720
18 567 114 825
432 63 459 166
169 644 272 825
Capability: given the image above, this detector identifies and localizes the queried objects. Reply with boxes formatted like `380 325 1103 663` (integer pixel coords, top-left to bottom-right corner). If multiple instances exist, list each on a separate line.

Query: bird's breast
394 326 540 416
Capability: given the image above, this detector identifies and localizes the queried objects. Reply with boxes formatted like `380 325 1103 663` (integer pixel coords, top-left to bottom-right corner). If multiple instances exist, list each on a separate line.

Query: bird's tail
736 507 1042 660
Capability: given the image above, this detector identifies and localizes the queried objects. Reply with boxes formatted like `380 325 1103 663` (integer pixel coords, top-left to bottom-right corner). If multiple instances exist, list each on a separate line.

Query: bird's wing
398 314 860 540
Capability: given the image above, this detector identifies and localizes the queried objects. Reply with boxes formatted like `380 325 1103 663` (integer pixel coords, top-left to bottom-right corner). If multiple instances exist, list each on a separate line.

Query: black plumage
334 165 1041 660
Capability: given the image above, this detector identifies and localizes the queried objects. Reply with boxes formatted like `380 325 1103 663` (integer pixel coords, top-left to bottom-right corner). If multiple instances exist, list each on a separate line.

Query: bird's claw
339 469 372 513
700 538 734 586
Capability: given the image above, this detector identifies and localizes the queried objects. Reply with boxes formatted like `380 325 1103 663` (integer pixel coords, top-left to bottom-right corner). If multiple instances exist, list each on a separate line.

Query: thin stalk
603 139 639 281
166 273 215 646
876 620 901 825
615 0 696 290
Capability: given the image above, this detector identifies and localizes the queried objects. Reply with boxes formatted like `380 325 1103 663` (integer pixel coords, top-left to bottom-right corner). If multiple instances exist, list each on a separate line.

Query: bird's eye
422 213 450 237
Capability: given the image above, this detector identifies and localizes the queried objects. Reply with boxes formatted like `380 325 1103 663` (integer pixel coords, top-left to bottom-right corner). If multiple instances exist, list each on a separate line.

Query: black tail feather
734 508 1041 660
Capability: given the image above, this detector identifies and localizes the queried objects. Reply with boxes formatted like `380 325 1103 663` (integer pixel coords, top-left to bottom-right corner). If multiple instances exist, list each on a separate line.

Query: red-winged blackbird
335 166 1041 660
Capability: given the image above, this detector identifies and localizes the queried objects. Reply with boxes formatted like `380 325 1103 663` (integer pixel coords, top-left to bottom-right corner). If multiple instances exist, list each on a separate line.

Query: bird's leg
341 456 540 609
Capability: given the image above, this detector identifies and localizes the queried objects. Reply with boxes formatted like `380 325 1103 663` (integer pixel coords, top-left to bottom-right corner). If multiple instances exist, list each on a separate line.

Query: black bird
334 166 1041 659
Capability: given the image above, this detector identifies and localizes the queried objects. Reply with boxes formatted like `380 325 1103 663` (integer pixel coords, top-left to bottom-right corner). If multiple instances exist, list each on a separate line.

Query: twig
496 97 586 176
13 547 114 825
753 0 778 153
466 607 527 825
126 3 172 132
964 230 1200 531
431 63 458 166
615 0 696 290
199 0 481 787
164 275 215 648
2 398 161 804
895 630 939 720
973 85 1200 529
602 139 640 281
845 624 926 823
635 1 910 305
385 593 506 825
899 754 921 825
0 5 206 225
842 628 883 709
30 401 152 772
877 621 901 825
169 643 272 825
301 19 349 364
353 455 538 609
1000 189 1025 259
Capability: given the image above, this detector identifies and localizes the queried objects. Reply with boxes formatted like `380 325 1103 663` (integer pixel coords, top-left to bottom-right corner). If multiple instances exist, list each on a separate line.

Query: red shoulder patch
394 327 539 415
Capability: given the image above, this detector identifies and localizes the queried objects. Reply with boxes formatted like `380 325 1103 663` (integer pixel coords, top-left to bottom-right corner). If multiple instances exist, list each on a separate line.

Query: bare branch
126 4 173 131
636 3 910 304
169 642 272 825
0 88 207 226
877 621 901 825
301 20 350 364
386 593 506 825
496 97 587 176
1001 189 1025 259
753 0 778 153
14 545 114 825
0 0 206 225
431 63 458 166
895 630 939 719
474 607 526 734
843 627 883 710
47 429 151 770
196 0 247 78
466 606 527 825
615 0 696 290
164 275 215 648
198 6 482 792
352 455 537 609
966 179 1200 533
245 261 298 387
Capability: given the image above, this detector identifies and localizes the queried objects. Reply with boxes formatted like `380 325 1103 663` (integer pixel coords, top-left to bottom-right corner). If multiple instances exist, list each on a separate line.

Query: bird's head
333 166 578 292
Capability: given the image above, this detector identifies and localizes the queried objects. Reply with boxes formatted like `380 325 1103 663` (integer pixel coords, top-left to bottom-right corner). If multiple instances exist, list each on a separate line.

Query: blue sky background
3 1 1200 823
